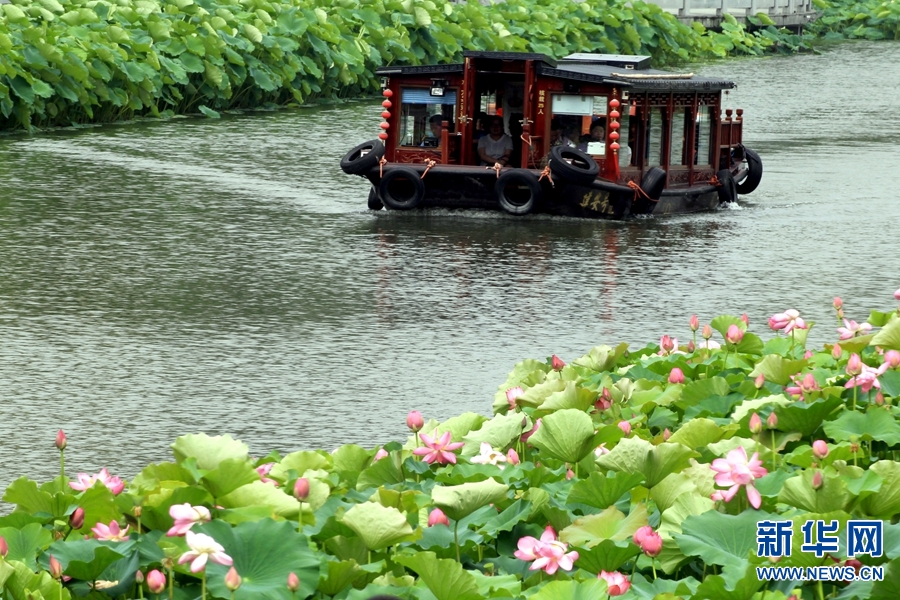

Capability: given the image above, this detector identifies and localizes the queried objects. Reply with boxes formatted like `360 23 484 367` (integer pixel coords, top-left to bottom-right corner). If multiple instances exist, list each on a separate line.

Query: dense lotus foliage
3 295 900 600
807 0 900 40
0 0 810 131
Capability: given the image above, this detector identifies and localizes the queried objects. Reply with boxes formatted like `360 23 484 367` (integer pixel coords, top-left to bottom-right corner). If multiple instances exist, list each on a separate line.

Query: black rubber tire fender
716 168 738 204
340 140 385 176
548 146 600 186
367 186 383 211
735 146 763 195
640 166 667 201
495 169 541 215
379 167 425 210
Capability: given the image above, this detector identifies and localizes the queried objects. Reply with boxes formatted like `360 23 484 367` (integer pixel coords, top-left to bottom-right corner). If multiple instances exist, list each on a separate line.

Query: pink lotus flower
167 503 211 537
709 446 768 509
754 373 765 389
659 335 676 355
884 350 900 369
506 387 524 410
147 570 166 594
812 440 829 460
406 411 424 432
92 520 130 542
470 442 508 468
178 531 233 573
767 412 778 429
726 324 744 345
833 297 843 310
837 319 872 340
225 567 242 592
749 413 763 434
769 309 807 334
804 350 813 359
633 526 663 557
847 353 863 376
595 389 612 411
741 313 749 326
846 364 888 393
428 508 450 527
566 467 574 480
373 448 389 461
690 315 699 331
521 418 541 443
293 477 310 501
507 448 520 465
49 555 63 580
895 287 900 301
832 344 843 360
812 471 823 490
69 469 125 495
594 443 610 457
617 421 632 436
412 431 465 465
287 572 300 592
598 570 631 596
663 428 671 441
668 368 685 384
702 324 713 340
687 340 695 352
256 463 278 486
786 373 820 397
514 526 579 575
551 355 566 371
56 430 67 451
69 507 85 530
0 536 6 558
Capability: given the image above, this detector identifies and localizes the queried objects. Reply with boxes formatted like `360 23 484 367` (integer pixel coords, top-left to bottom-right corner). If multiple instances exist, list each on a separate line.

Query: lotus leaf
461 412 526 456
559 503 648 548
526 578 609 600
340 501 416 551
0 523 52 570
171 433 248 470
528 408 595 463
431 478 508 521
674 510 764 589
394 552 480 600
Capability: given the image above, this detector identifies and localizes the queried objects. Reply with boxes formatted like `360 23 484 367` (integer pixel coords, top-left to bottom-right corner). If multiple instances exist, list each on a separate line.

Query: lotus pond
3 297 900 600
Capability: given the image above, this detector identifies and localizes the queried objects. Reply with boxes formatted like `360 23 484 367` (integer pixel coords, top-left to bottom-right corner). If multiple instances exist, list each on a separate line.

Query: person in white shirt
477 116 513 166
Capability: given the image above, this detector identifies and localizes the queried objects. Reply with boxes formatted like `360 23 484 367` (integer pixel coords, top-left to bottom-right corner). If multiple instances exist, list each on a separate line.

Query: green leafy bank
807 0 900 40
0 0 806 131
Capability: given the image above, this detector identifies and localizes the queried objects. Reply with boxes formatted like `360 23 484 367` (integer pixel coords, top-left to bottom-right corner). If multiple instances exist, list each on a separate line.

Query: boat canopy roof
375 51 735 92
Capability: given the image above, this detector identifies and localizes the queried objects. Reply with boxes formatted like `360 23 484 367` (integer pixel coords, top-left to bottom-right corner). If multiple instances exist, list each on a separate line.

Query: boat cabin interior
375 51 743 187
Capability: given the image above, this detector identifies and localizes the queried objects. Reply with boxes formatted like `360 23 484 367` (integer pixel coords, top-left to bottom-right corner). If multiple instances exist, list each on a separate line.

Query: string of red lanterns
379 89 392 142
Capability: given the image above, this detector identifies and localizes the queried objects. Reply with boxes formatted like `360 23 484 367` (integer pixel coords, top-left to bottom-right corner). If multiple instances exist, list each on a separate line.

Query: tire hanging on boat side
735 147 763 195
495 169 541 215
367 186 383 211
548 146 600 186
715 169 738 204
632 166 666 214
340 140 385 176
379 167 425 210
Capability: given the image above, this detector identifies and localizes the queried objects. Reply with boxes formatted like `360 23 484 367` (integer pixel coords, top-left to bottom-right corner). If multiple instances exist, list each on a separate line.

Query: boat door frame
460 56 477 165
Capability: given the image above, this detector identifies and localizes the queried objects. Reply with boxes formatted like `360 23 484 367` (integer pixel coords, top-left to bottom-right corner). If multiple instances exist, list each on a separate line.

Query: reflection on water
1 43 899 499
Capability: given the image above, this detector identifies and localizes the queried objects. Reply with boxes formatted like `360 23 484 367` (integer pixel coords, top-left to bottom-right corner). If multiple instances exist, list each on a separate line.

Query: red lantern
609 131 619 140
609 121 620 130
379 122 390 130
610 142 620 151
383 89 393 98
382 100 392 109
609 99 620 108
378 132 389 140
609 110 620 119
381 111 391 119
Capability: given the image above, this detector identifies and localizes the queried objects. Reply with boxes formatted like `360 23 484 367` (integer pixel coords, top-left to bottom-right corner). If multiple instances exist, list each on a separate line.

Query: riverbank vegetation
0 0 812 132
806 0 900 40
2 293 900 600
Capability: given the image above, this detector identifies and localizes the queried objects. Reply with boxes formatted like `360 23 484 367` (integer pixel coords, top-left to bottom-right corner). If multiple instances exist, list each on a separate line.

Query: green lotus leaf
340 502 416 551
44 539 128 581
559 504 648 548
356 451 403 491
657 493 715 573
839 333 876 354
393 551 480 600
171 433 249 470
650 472 699 513
824 409 900 445
200 458 260 499
631 383 682 408
2 477 75 520
141 484 212 532
871 318 900 350
778 471 849 512
219 482 298 518
3 560 71 600
680 377 730 406
566 471 644 510
860 460 900 518
777 511 851 569
345 585 415 600
476 498 531 537
330 444 371 474
419 413 488 448
431 478 509 522
691 564 764 600
574 538 640 573
596 438 697 488
130 462 196 494
629 573 701 599
492 359 550 411
536 381 597 414
674 510 765 589
667 417 726 449
513 378 566 409
711 314 746 338
269 450 331 481
69 484 122 533
730 394 792 423
317 559 360 596
93 550 140 597
773 396 843 436
0 524 52 570
573 344 624 372
753 469 792 498
219 505 282 525
199 519 320 600
470 571 521 597
462 412 526 456
881 370 900 397
749 355 807 386
527 578 608 600
528 408 595 464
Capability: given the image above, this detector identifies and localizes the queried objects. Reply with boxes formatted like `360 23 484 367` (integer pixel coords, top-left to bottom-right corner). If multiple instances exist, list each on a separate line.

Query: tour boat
340 51 762 219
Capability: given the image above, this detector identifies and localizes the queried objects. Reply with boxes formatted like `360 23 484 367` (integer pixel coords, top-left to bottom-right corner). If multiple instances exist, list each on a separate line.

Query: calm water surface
1 42 898 496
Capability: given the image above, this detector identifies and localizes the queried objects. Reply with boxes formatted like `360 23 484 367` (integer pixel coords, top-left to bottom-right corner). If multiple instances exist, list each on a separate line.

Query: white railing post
716 0 724 17
679 0 692 18
750 0 759 17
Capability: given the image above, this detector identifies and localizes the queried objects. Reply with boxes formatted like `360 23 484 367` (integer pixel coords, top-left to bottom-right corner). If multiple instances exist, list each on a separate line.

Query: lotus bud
617 421 632 436
225 567 242 591
69 507 85 530
594 393 611 411
702 324 713 340
846 558 863 574
506 448 520 465
633 525 653 546
668 368 685 384
566 467 574 480
551 354 565 371
895 287 900 301
690 314 699 331
135 570 144 584
875 391 885 406
837 308 844 319
49 555 63 580
614 378 633 400
428 508 450 527
847 353 863 376
741 313 749 326
287 572 300 592
749 413 763 434
833 297 842 309
663 428 671 441
373 448 388 462
687 340 695 352
832 344 842 360
659 335 674 353
639 531 663 557
506 387 524 410
293 478 310 501
850 442 860 453
54 429 68 452
766 412 778 429
804 350 813 359
884 350 900 368
754 373 766 389
521 418 541 442
726 324 744 345
0 536 7 558
133 506 142 518
809 441 828 461
801 373 818 393
811 471 823 490
406 410 424 432
147 570 166 594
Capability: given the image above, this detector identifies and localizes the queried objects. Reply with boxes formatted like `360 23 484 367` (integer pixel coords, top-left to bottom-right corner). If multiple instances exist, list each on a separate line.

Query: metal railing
651 0 819 28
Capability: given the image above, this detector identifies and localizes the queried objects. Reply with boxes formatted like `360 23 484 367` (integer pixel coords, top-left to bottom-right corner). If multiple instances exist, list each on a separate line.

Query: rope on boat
421 159 437 179
627 180 657 203
378 156 388 178
708 175 722 187
490 162 503 178
520 133 532 147
538 165 554 187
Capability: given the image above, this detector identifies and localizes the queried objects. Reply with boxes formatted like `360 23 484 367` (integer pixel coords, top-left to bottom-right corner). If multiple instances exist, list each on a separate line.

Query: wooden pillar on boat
663 93 673 184
687 93 698 186
521 59 535 169
440 120 449 165
460 56 477 165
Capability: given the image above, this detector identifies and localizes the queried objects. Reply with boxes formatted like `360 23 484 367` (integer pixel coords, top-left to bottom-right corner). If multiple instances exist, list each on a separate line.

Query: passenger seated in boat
420 115 444 147
474 112 490 140
577 118 607 153
477 116 513 166
549 118 575 148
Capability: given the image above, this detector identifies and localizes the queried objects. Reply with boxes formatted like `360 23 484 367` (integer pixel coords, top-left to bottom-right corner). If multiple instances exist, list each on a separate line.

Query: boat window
670 107 692 166
645 107 665 168
549 94 608 153
398 88 457 147
694 106 714 166
618 102 636 168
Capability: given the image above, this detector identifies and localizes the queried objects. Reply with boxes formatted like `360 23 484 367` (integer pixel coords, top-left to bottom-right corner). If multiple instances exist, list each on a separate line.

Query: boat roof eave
375 64 465 76
537 65 736 92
